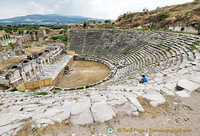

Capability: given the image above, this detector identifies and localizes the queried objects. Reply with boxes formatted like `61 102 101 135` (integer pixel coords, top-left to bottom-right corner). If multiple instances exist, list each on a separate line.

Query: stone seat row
114 38 199 78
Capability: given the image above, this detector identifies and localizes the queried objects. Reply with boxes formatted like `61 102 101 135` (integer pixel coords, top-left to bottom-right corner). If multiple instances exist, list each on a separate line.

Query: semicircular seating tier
68 30 200 78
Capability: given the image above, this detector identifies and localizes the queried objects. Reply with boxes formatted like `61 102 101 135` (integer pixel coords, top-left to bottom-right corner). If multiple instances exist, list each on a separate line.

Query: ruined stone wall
17 78 53 90
169 26 198 33
3 46 63 87
53 58 73 85
44 40 66 48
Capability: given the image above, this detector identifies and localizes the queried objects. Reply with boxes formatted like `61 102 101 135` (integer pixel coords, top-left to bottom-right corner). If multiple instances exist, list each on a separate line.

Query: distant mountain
0 14 105 25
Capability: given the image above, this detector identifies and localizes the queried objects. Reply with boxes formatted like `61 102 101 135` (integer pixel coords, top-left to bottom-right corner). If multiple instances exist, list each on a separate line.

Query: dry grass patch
99 2 200 30
25 46 48 56
138 95 173 117
195 88 200 93
72 97 78 100
33 101 40 105
157 101 170 113
86 94 91 97
16 122 69 136
0 56 21 71
137 97 160 117
15 122 33 136
0 30 6 36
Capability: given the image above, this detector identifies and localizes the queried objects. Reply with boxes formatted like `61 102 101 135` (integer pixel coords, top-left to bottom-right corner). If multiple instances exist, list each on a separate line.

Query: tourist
139 75 147 84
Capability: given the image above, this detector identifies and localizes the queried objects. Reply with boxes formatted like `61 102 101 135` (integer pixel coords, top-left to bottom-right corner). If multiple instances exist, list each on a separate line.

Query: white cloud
51 0 194 19
0 0 194 19
26 1 53 15
80 0 194 19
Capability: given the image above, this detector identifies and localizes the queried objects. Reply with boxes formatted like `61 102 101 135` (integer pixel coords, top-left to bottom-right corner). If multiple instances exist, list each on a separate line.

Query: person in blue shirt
139 75 147 84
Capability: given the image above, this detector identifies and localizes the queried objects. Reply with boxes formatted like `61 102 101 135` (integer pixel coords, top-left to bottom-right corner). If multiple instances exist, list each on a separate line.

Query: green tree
143 8 149 12
104 20 111 23
158 13 170 21
59 34 68 41
83 21 87 27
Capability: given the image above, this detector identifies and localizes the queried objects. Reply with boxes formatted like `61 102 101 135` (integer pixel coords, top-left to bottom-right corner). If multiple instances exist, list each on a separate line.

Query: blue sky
0 0 193 19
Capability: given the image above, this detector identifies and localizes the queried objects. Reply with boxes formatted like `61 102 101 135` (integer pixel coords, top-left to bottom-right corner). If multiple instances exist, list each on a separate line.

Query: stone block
176 79 200 92
91 101 115 122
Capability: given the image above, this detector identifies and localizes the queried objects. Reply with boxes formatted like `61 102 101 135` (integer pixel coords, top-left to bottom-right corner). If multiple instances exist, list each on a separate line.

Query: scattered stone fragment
70 108 93 125
161 87 175 96
91 101 116 122
176 79 200 92
175 90 191 97
142 90 166 107
117 102 138 116
127 96 145 112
